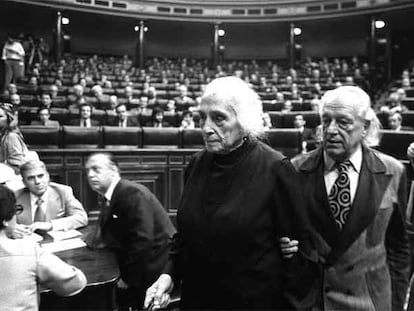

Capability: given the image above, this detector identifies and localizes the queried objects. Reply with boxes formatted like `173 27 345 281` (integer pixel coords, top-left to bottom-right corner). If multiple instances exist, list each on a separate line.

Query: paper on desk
48 229 82 241
24 232 43 243
41 238 86 253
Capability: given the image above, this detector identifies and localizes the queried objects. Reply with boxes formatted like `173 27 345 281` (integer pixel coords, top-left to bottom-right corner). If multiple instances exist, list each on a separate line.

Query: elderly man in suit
85 153 176 309
12 160 88 237
281 86 411 310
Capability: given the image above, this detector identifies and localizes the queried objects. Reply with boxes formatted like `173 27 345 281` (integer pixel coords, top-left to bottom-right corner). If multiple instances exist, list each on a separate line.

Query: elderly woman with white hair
144 76 315 310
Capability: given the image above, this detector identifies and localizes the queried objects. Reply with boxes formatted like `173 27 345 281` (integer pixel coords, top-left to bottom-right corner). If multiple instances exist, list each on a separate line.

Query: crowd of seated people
0 53 372 139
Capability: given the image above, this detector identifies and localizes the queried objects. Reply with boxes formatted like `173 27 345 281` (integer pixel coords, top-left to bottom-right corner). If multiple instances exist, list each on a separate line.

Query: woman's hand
279 237 299 259
144 274 174 310
407 142 414 167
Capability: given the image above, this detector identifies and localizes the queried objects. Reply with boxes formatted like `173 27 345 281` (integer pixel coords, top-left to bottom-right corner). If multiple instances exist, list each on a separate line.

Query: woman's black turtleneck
206 137 255 207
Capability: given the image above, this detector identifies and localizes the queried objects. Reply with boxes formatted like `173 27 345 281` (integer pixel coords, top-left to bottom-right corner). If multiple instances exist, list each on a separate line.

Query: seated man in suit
31 106 60 128
11 160 88 237
388 111 413 131
294 114 316 153
109 103 139 127
85 153 176 309
69 103 100 127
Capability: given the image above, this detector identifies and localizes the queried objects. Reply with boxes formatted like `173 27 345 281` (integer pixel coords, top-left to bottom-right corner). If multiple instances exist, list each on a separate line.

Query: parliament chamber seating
142 127 181 148
63 126 103 149
20 125 61 149
376 130 414 161
103 126 142 149
264 129 302 158
181 128 204 148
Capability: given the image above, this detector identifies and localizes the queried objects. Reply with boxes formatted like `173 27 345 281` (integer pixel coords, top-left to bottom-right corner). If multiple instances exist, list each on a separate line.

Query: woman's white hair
201 76 265 139
320 86 381 147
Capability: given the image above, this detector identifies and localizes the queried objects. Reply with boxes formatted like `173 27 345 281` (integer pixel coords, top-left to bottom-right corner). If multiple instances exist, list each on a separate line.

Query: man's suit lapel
46 185 61 220
299 148 340 250
326 147 392 265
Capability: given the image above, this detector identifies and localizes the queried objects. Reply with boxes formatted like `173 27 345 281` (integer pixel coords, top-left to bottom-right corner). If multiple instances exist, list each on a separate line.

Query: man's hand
279 237 299 259
29 221 52 233
116 278 129 290
9 224 31 239
144 274 173 310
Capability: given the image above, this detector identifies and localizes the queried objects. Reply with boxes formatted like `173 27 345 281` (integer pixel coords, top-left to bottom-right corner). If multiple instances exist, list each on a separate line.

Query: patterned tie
328 161 352 230
34 197 46 222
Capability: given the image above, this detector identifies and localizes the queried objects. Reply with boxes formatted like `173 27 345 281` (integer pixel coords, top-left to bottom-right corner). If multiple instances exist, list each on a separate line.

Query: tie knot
336 161 351 172
36 197 43 206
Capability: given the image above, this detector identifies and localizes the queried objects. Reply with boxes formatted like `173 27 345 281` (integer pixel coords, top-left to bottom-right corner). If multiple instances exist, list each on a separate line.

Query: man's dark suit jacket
101 179 176 293
69 118 100 127
301 127 317 151
108 116 139 127
291 146 411 310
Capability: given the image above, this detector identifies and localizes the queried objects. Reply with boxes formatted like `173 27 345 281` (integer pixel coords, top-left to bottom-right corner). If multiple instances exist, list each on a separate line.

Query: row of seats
21 126 303 158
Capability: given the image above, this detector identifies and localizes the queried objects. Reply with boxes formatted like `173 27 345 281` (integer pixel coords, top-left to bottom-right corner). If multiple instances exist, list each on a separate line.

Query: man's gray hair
201 76 265 139
320 86 381 147
20 160 48 177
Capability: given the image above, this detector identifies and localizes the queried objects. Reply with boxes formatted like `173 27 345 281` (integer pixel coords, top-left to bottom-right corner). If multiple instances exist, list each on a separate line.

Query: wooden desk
40 229 120 310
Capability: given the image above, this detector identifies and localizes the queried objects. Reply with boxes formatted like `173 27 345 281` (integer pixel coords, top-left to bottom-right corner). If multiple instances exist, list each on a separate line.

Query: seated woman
0 184 87 310
0 103 34 174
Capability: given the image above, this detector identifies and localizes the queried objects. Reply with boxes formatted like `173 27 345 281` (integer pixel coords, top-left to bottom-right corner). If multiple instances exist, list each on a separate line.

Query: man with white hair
281 86 411 310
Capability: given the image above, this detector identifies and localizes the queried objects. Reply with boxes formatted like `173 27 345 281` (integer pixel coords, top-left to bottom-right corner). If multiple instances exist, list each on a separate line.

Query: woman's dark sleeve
162 154 197 284
273 158 320 305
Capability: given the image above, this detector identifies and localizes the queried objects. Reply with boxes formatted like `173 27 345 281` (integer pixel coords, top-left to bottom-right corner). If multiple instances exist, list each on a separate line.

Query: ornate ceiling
8 0 414 22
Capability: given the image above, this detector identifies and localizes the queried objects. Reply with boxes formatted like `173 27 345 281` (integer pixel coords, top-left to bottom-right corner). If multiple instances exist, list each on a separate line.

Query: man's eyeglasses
15 204 24 215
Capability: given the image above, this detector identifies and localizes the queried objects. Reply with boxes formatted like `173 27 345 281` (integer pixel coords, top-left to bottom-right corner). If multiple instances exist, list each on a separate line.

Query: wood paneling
37 149 198 216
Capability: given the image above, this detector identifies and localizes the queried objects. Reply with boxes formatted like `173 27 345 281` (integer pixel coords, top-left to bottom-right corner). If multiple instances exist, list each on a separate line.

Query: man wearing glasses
280 86 411 310
11 160 88 237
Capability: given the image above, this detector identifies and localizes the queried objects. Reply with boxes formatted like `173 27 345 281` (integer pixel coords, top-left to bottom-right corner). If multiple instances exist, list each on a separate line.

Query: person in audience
122 85 140 110
0 184 87 310
281 86 411 310
109 103 139 128
67 84 86 110
9 93 22 119
281 100 293 113
388 111 413 131
31 106 60 127
38 92 53 110
85 153 176 309
381 91 408 114
146 107 170 128
179 110 195 129
69 103 100 127
11 160 88 237
262 112 274 130
90 84 110 109
174 84 195 112
145 76 315 310
294 114 316 153
2 34 25 92
0 103 30 174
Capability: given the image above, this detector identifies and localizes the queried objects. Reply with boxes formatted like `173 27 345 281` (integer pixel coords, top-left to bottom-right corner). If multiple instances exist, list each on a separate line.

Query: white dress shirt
324 144 362 204
104 176 121 202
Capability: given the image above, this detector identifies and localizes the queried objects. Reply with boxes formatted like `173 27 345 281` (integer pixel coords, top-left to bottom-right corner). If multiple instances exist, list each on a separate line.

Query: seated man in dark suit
31 106 60 128
108 103 139 127
388 111 413 131
11 160 88 237
294 114 316 153
85 153 176 309
69 103 100 127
